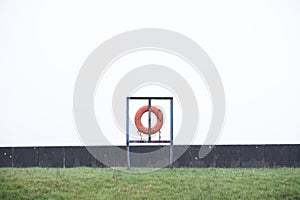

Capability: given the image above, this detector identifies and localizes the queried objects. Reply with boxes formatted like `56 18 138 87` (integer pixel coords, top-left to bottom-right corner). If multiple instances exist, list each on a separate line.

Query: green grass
0 168 299 200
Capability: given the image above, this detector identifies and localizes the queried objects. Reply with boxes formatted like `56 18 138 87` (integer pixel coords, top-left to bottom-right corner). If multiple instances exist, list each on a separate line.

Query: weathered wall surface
0 145 299 168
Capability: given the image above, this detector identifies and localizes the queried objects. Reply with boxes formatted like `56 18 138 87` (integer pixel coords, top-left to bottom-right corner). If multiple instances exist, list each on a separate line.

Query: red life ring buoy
134 105 163 135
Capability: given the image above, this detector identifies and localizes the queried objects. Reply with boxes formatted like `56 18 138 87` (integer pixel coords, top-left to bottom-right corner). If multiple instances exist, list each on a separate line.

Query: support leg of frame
170 98 173 168
126 97 130 170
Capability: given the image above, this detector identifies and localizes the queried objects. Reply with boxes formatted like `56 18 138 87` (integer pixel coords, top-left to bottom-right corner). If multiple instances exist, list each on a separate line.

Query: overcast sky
0 0 300 146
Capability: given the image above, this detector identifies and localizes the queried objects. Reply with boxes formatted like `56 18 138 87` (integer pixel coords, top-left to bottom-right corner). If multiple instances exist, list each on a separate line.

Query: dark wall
0 145 299 168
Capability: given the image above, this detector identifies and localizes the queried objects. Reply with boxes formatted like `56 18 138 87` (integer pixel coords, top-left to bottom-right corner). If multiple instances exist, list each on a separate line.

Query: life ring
134 105 163 135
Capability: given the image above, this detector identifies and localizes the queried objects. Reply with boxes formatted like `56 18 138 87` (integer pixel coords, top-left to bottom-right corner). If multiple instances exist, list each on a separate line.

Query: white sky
0 0 300 146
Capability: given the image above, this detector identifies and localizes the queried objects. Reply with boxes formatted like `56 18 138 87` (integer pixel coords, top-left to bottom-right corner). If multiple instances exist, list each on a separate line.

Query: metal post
170 98 173 168
126 97 130 169
148 99 151 141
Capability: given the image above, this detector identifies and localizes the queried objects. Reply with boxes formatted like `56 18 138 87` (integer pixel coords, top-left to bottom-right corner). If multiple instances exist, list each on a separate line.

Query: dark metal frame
126 97 173 169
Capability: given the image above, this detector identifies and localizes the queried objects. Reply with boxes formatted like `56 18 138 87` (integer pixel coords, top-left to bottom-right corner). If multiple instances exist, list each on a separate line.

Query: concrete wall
0 145 299 168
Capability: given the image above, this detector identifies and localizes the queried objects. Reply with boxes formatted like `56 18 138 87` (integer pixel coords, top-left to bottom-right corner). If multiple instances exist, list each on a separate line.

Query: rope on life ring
134 105 163 135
